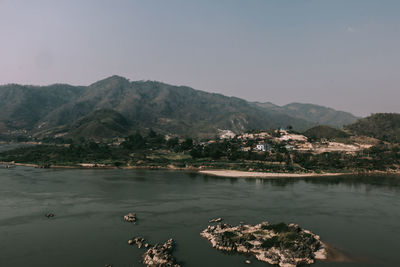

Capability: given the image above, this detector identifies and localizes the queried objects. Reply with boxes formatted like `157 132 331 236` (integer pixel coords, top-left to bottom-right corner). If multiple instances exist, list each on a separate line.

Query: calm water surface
0 166 399 267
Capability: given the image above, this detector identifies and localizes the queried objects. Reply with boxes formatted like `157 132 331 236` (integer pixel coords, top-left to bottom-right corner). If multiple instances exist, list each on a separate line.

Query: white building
255 143 268 152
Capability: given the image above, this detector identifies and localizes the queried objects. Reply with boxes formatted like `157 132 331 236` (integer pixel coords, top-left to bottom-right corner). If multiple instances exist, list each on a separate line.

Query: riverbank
198 170 349 178
2 161 399 179
0 161 195 170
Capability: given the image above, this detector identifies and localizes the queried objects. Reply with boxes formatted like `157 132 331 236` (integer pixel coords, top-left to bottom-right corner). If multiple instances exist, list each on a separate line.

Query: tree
121 132 146 149
167 137 179 149
190 146 203 159
180 138 193 151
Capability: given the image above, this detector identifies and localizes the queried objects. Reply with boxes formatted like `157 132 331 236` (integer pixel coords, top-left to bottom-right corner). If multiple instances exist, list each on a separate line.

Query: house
255 143 271 152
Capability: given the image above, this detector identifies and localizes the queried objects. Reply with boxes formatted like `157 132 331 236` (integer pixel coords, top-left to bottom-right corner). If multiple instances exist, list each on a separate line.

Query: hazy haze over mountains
1 1 400 116
0 76 359 139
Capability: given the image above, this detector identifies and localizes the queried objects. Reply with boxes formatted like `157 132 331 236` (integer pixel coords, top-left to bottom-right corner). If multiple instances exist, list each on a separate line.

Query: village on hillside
1 125 398 174
215 128 376 155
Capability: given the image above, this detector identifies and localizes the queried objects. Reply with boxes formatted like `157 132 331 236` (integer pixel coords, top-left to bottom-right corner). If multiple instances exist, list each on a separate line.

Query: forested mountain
345 113 400 143
0 76 359 140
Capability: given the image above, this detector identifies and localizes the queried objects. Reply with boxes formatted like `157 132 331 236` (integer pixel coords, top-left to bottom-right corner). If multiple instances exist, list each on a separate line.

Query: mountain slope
345 113 400 143
254 102 359 127
303 125 349 141
0 84 83 130
36 76 314 137
51 109 132 140
0 76 358 139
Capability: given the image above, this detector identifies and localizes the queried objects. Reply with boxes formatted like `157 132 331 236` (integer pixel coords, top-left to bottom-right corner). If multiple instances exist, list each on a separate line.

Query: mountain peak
90 75 130 87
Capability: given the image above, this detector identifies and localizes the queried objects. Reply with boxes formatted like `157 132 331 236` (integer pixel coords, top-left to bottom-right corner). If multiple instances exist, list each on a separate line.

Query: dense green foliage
259 223 318 252
0 143 124 166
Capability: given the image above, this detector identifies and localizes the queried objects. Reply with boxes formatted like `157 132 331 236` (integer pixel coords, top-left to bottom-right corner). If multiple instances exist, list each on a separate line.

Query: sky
1 0 399 116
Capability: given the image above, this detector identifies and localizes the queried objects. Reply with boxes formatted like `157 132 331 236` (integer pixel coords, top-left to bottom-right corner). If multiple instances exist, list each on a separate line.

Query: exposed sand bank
199 170 349 178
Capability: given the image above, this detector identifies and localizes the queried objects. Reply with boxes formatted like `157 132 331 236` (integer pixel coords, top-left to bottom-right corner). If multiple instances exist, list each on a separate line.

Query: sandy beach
199 170 348 178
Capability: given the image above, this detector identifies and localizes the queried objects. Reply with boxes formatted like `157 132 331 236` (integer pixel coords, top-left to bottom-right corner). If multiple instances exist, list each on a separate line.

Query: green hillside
303 125 349 141
345 113 400 143
0 84 83 130
0 76 359 140
254 102 359 127
54 109 132 141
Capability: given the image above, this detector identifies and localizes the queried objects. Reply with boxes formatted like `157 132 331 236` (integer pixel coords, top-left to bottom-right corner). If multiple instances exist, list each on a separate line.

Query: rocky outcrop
123 212 137 223
201 221 327 267
128 236 149 248
141 239 181 267
128 236 180 267
209 217 223 223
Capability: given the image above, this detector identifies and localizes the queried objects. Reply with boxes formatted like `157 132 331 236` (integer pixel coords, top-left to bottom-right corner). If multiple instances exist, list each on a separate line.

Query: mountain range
0 75 360 140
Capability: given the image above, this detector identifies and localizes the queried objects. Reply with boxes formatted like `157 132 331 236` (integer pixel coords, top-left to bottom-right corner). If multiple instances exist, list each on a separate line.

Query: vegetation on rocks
201 221 326 267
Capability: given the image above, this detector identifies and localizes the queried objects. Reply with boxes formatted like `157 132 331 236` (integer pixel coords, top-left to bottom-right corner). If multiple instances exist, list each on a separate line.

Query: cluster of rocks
128 236 149 248
123 212 137 223
129 236 180 267
124 212 180 267
201 221 327 267
142 239 181 267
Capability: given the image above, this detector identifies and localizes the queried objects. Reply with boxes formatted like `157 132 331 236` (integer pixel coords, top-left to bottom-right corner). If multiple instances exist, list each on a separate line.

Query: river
0 166 399 266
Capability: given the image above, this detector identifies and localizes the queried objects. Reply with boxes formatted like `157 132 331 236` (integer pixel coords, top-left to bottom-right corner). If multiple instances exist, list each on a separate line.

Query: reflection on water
0 167 399 267
237 174 400 191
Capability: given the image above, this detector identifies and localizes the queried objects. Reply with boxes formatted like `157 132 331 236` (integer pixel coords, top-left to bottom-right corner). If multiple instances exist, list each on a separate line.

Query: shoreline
198 170 349 178
1 161 400 178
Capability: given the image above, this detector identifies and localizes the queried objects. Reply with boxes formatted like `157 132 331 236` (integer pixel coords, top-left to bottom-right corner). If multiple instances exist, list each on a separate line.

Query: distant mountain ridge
0 75 359 140
253 102 359 128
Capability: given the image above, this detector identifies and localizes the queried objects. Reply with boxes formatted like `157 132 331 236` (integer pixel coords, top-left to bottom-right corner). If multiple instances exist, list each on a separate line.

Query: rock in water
142 239 180 267
209 217 223 223
123 212 137 223
201 221 327 267
128 237 146 248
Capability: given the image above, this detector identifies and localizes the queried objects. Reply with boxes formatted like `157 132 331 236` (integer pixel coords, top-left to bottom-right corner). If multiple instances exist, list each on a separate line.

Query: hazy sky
1 0 399 116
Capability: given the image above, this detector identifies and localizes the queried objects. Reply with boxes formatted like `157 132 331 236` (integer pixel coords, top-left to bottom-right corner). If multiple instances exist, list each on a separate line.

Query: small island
201 221 327 267
129 236 181 267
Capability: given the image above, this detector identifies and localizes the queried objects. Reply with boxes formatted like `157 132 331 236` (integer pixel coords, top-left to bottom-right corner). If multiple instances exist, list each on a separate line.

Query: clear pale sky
1 0 399 116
